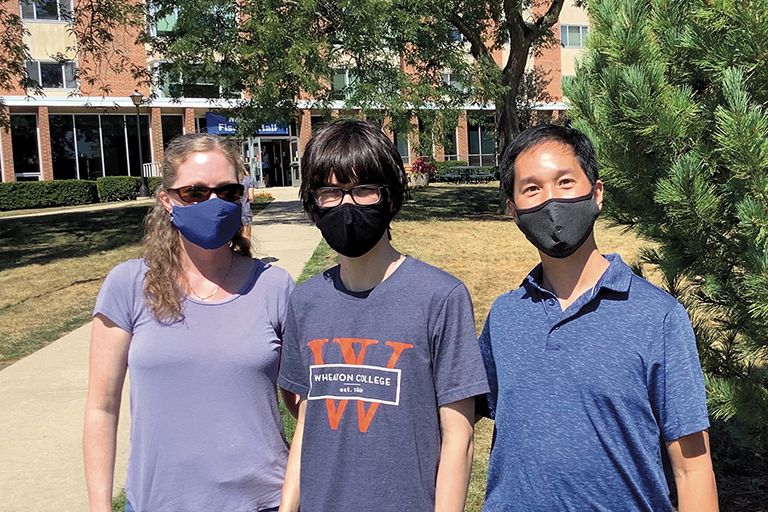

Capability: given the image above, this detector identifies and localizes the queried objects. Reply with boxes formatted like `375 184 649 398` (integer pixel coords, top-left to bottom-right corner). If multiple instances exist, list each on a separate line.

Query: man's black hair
299 119 408 221
499 124 599 200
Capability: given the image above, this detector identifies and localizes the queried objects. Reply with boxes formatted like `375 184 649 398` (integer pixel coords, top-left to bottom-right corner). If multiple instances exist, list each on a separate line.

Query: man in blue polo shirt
477 124 719 511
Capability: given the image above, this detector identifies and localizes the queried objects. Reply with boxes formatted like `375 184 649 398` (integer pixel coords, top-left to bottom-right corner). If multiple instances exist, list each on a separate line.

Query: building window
442 71 464 92
310 116 327 134
156 64 224 99
74 115 103 180
10 114 40 177
152 7 178 35
393 131 410 165
49 114 77 179
126 115 151 176
48 114 150 180
443 129 458 161
25 60 77 89
331 68 355 101
161 115 184 148
195 116 207 133
100 116 129 177
468 116 496 167
560 25 589 48
20 0 71 21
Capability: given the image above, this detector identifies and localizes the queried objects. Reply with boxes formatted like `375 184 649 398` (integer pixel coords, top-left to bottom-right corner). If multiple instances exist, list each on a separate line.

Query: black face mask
315 203 392 258
514 188 600 258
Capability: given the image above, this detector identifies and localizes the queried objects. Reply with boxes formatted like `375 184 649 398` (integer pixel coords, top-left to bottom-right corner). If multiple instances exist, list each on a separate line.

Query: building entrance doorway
241 136 300 188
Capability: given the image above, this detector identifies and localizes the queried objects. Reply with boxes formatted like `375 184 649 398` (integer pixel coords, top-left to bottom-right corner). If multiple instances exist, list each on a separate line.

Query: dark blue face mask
171 197 243 250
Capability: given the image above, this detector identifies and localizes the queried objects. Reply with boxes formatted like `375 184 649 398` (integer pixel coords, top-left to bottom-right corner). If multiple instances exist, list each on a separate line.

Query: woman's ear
159 189 173 214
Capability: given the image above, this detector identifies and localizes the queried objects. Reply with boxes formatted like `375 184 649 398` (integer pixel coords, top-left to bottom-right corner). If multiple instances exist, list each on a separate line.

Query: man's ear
594 180 604 211
506 198 518 222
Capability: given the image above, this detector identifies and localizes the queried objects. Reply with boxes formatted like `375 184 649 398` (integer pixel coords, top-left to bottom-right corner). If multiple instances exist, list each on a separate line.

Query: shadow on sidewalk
252 200 313 226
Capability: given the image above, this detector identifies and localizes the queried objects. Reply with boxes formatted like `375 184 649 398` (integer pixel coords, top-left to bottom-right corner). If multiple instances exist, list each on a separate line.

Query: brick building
0 0 589 187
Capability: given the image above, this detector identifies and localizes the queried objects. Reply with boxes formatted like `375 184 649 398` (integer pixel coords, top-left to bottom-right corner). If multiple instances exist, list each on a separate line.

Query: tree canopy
147 0 566 151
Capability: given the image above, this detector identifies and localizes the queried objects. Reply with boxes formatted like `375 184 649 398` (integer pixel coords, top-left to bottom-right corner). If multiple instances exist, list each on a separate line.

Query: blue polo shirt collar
522 253 633 296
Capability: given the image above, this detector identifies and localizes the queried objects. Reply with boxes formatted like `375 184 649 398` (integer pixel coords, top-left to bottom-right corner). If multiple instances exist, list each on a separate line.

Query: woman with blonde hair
84 133 296 512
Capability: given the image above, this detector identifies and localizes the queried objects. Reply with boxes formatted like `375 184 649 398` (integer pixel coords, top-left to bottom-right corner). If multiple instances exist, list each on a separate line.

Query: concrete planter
407 172 430 188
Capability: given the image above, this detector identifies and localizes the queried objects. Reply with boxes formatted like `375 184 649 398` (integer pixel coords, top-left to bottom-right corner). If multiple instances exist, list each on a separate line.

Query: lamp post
130 90 149 198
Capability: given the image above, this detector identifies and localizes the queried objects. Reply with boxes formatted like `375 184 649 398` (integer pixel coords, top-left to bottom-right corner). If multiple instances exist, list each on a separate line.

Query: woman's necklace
190 252 235 301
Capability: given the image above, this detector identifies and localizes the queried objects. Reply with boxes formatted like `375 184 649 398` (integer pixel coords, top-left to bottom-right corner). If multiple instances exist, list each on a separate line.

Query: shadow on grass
0 204 152 271
399 184 511 222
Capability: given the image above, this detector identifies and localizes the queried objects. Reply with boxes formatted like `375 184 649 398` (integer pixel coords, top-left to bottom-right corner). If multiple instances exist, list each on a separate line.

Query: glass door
290 138 301 187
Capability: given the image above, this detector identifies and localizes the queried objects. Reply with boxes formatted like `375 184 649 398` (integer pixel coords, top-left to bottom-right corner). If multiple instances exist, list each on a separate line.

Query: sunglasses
167 183 245 203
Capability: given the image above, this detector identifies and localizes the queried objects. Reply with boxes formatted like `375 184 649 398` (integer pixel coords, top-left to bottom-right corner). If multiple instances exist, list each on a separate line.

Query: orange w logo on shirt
307 338 413 433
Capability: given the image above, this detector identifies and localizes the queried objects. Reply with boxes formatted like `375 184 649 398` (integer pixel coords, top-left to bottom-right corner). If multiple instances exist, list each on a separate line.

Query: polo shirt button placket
547 323 563 351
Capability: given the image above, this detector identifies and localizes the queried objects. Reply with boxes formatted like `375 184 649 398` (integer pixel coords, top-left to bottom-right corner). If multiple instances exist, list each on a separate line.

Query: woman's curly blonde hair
142 133 251 323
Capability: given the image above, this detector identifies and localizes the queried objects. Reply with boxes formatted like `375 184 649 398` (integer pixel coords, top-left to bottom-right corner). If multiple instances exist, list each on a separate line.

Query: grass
282 182 651 511
0 204 150 369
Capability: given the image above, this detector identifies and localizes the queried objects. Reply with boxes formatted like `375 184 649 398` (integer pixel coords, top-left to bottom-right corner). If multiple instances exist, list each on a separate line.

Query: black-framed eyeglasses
167 183 245 204
312 185 387 208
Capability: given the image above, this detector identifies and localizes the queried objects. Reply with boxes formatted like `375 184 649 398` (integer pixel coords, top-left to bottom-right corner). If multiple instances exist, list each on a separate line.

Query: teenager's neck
539 235 609 305
338 236 404 292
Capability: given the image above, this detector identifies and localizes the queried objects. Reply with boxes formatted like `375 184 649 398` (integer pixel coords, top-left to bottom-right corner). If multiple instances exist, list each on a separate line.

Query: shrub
0 180 98 211
252 192 274 204
149 177 163 195
96 176 142 202
434 160 468 173
409 156 437 177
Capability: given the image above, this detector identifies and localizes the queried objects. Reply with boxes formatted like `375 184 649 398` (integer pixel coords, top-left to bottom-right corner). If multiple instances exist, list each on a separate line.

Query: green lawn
0 203 150 368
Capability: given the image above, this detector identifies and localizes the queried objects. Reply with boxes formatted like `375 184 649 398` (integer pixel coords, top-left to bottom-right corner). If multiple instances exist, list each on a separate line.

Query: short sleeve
277 298 310 397
432 284 490 407
648 303 710 441
92 261 140 334
475 314 498 419
274 272 296 341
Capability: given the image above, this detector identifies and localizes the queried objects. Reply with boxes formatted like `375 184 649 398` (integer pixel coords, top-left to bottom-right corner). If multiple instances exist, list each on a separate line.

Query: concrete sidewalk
0 187 320 512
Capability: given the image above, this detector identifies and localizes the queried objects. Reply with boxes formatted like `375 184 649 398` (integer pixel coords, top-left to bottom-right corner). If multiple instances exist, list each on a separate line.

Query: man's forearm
675 469 719 512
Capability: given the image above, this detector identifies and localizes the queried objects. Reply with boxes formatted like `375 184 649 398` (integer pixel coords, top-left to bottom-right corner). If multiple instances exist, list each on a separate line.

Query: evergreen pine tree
567 0 768 458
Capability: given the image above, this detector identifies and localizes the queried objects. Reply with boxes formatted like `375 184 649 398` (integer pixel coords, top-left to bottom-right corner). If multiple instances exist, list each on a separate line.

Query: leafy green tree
566 0 768 455
147 0 565 153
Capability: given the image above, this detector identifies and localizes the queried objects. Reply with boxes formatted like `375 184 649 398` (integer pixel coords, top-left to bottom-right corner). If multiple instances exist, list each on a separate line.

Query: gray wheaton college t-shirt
278 256 489 512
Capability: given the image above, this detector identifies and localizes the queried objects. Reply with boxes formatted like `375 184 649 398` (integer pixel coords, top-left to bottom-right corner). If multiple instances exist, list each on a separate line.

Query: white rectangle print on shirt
308 364 402 405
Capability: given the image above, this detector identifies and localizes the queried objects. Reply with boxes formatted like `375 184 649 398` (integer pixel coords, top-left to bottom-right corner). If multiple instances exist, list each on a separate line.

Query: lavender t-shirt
93 258 294 512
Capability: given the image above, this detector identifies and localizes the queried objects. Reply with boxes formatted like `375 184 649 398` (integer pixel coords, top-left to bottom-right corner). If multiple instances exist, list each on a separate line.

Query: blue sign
205 112 237 135
255 122 289 136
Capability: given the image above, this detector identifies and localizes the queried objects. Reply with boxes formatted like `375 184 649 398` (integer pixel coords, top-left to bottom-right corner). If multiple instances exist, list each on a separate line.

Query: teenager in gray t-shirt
278 120 489 512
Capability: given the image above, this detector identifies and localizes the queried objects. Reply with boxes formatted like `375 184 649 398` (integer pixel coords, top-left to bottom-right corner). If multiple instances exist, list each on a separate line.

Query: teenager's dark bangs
309 129 388 186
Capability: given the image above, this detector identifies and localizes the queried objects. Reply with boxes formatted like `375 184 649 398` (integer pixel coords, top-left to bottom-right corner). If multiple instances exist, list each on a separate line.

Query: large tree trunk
496 44 530 213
